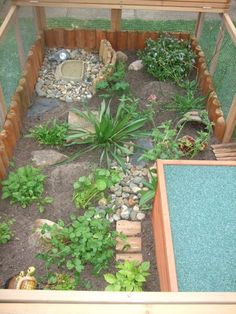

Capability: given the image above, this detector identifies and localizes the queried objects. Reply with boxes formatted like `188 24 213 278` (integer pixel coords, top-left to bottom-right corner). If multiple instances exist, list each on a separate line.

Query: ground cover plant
37 209 124 285
27 120 69 146
73 168 121 209
1 165 53 212
138 35 195 84
0 218 15 244
96 61 129 99
104 260 150 291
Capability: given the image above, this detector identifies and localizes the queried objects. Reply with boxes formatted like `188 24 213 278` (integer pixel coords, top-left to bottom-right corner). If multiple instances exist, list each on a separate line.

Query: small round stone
137 212 146 221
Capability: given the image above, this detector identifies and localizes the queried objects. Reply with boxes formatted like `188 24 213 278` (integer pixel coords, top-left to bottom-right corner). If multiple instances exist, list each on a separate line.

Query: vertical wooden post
209 20 225 76
222 95 236 143
194 12 205 39
34 7 47 35
14 8 25 71
111 9 122 31
0 84 7 126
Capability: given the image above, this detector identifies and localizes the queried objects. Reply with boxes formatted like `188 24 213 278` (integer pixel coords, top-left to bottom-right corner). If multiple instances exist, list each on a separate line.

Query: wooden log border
0 33 45 181
0 29 226 179
153 159 236 291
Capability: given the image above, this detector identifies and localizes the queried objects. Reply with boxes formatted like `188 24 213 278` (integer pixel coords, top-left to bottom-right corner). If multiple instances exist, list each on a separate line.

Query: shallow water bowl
55 60 84 82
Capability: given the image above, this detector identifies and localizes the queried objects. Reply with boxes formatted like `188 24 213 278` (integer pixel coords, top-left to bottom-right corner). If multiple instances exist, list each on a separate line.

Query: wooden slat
111 9 122 31
194 12 205 39
221 13 236 45
212 148 236 153
0 290 236 304
0 84 7 125
34 7 47 34
209 19 225 75
223 95 236 143
14 8 26 70
12 0 230 13
0 303 236 314
211 142 236 148
0 5 17 40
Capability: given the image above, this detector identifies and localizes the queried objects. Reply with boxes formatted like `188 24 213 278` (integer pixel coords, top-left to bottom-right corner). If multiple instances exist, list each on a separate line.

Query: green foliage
178 110 213 158
104 260 150 291
1 165 53 212
73 168 121 209
96 62 129 99
139 169 158 210
138 35 195 83
44 272 76 290
168 80 205 115
141 121 183 161
66 100 148 167
27 120 69 146
0 218 15 244
37 209 121 282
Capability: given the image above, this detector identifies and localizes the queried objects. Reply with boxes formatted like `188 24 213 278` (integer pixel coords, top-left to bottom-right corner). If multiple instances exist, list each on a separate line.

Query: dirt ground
0 51 217 291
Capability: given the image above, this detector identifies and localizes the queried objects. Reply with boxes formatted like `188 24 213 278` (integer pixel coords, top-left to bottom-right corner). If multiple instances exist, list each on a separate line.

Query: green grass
0 17 235 117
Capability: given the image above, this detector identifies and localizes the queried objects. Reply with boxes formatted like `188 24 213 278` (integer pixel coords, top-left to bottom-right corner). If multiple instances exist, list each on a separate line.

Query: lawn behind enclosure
0 18 235 117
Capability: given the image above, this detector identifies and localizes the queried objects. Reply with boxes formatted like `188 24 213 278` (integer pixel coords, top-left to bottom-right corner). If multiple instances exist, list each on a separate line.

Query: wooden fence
0 33 45 180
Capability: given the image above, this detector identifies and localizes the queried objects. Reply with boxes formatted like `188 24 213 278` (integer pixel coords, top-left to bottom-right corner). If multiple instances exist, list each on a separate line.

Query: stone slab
116 236 142 253
116 220 141 236
31 150 67 168
68 111 98 133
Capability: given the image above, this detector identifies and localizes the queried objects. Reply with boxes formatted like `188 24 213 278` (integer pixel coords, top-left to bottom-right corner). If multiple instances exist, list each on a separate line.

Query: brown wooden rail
0 290 236 313
13 0 231 13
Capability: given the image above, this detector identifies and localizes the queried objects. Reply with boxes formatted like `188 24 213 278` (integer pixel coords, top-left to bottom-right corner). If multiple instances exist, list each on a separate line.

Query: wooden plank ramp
211 142 236 161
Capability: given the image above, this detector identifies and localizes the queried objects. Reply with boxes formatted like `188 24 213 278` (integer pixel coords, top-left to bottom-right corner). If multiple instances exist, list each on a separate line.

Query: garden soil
0 51 217 291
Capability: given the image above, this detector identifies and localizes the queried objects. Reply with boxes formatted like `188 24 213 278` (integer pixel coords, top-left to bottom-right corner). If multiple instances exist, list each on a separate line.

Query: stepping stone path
116 220 143 262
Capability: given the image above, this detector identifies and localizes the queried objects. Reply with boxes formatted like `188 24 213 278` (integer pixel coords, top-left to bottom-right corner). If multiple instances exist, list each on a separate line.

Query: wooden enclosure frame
153 159 236 291
0 290 236 313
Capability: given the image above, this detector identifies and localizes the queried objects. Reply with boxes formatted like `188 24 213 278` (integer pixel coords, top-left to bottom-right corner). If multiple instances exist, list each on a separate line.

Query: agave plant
66 100 148 167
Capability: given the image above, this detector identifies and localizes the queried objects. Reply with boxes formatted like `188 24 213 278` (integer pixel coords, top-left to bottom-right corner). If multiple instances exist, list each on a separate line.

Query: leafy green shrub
27 120 69 146
139 169 158 210
44 273 76 290
0 219 15 244
96 61 129 99
66 100 148 166
138 35 195 83
141 121 183 161
167 81 205 115
1 165 53 212
73 168 121 209
37 209 122 282
104 260 150 291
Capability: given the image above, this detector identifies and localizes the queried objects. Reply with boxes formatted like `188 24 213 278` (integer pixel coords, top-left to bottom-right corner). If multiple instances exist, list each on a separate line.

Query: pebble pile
97 162 150 222
36 48 104 102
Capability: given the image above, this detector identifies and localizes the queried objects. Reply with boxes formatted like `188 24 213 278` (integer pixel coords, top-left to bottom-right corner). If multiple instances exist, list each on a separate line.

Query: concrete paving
1 0 236 20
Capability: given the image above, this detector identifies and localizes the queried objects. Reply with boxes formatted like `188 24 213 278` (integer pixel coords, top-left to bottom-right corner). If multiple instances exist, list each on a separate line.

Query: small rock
115 190 122 197
116 51 128 62
113 214 121 221
137 212 146 221
133 177 143 185
130 211 137 221
98 197 108 207
128 198 136 207
128 60 143 71
122 186 131 193
32 150 67 168
131 186 141 194
121 208 130 220
122 192 130 199
133 205 140 212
